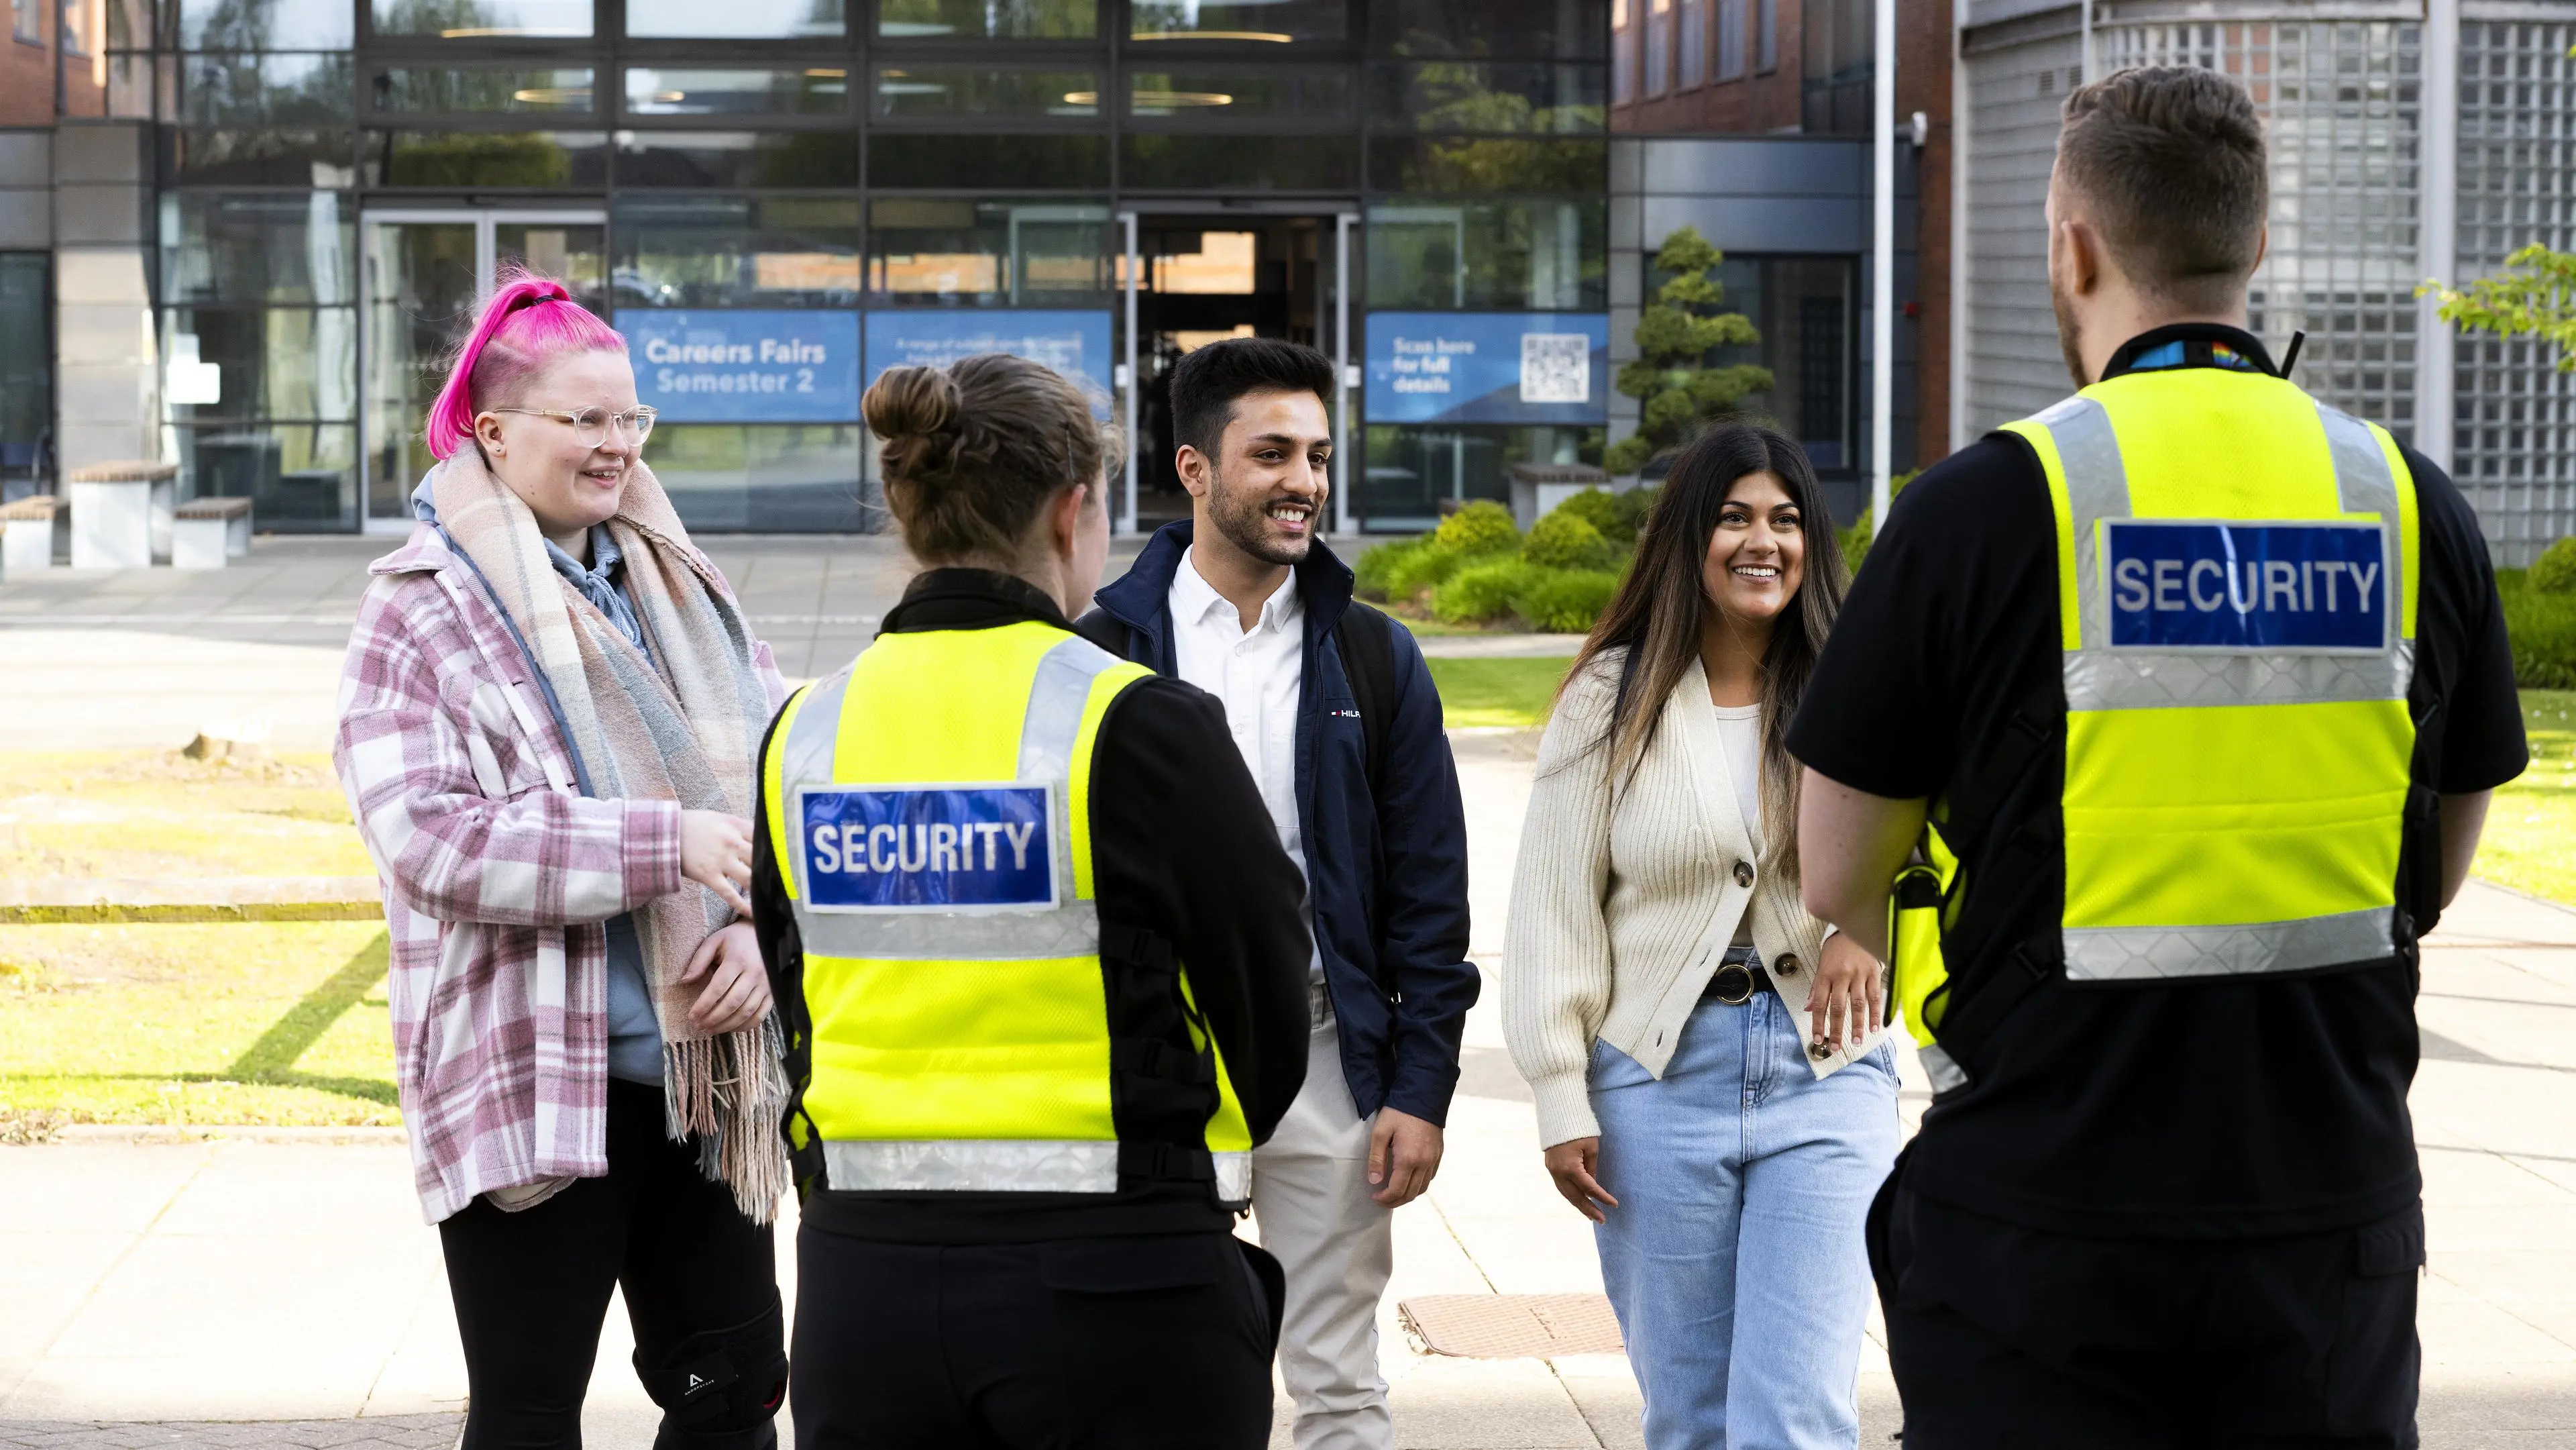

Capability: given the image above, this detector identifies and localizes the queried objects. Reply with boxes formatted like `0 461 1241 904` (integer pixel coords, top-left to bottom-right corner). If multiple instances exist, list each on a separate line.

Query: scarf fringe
663 1013 795 1224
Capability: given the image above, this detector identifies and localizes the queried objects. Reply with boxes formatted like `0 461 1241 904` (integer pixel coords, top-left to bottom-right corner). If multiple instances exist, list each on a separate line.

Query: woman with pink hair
334 271 791 1450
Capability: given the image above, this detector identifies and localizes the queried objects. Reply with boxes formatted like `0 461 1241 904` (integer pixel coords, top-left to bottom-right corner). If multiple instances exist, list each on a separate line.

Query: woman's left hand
680 921 772 1035
1805 931 1884 1057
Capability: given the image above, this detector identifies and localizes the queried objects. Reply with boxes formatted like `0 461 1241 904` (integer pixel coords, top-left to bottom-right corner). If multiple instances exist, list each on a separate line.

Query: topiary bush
2531 536 2576 595
1433 499 1521 556
1432 559 1544 625
1523 510 1620 571
2502 567 2576 688
1512 568 1623 632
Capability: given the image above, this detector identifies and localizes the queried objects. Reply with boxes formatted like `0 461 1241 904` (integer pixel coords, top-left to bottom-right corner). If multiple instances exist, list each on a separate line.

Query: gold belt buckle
1709 962 1756 1005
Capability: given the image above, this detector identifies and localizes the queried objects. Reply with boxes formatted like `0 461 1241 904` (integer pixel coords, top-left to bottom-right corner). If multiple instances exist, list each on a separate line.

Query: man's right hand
680 809 755 917
1543 1137 1618 1223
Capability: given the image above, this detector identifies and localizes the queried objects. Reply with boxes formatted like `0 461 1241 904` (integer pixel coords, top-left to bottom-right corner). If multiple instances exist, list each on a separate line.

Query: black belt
1703 957 1776 1005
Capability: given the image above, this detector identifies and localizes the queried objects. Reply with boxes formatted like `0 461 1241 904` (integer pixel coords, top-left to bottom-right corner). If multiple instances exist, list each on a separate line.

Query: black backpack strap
1071 607 1131 657
1334 600 1399 795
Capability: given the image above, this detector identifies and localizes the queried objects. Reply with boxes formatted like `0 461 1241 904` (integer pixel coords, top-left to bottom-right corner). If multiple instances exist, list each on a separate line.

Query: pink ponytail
423 268 629 461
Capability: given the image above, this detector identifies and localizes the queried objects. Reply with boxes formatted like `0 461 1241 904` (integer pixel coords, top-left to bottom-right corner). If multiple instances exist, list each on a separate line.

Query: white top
1712 702 1763 945
1168 547 1322 984
1501 650 1884 1147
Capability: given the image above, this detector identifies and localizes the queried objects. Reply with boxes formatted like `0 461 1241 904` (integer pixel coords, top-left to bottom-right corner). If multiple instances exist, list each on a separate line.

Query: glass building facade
99 0 1610 531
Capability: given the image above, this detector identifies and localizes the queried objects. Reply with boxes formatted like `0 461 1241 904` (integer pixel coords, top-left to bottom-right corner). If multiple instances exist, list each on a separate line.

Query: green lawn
1426 656 1576 729
0 751 370 880
2479 690 2576 906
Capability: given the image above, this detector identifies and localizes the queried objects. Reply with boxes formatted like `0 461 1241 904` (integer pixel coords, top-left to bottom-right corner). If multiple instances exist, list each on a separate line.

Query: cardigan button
1809 1042 1831 1061
1733 860 1755 888
1775 953 1800 976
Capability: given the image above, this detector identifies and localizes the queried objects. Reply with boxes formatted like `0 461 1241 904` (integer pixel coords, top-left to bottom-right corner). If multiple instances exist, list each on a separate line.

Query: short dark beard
2051 273 2092 390
1204 461 1311 568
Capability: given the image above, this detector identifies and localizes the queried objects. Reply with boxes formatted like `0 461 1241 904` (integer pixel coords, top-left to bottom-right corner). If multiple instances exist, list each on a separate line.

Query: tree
2423 244 2576 373
1605 228 1772 476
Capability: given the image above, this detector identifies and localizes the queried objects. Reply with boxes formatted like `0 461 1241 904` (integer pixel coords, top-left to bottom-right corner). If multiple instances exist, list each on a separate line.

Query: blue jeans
1591 989 1900 1450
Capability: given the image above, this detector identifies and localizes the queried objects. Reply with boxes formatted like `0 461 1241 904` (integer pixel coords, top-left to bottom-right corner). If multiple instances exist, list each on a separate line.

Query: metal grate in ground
1398 1293 1625 1358
0 1418 462 1450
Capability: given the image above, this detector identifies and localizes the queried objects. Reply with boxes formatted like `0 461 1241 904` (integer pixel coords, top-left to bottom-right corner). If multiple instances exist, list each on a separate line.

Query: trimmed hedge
2532 537 2576 596
2504 566 2576 689
1523 511 1620 570
1432 560 1546 624
1356 490 1647 631
1515 568 1623 632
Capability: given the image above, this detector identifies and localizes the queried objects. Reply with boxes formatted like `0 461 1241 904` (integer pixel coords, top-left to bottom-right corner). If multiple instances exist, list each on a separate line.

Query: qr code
1520 333 1590 405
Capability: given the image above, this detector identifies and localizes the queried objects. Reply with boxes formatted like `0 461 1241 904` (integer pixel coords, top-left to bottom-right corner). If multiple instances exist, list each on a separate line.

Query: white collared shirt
1169 546 1322 984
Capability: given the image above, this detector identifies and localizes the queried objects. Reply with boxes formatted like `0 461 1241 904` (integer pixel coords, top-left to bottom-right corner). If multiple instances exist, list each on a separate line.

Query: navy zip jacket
1081 521 1478 1128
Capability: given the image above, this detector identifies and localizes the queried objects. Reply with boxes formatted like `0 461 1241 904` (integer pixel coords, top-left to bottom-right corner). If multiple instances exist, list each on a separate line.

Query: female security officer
749 353 1315 1449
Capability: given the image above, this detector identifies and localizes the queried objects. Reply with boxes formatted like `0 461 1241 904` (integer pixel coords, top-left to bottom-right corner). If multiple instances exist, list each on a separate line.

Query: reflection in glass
867 134 1109 189
1359 421 1601 525
1369 62 1605 132
0 256 47 464
373 67 594 114
162 193 358 306
368 132 609 187
1122 135 1355 189
171 130 357 185
164 306 359 421
180 424 358 531
1371 0 1608 60
866 198 1113 307
613 132 861 188
877 0 1093 40
182 54 354 129
624 68 848 116
614 197 863 308
1130 0 1342 44
647 426 868 533
1367 199 1605 310
494 223 608 311
364 218 477 519
875 68 1098 118
1124 68 1349 119
370 0 592 39
1366 136 1607 193
1705 254 1855 472
626 0 841 39
178 0 353 49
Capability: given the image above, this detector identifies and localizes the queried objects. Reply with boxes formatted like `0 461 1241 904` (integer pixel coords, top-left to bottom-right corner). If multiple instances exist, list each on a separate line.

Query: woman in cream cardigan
1504 423 1899 1449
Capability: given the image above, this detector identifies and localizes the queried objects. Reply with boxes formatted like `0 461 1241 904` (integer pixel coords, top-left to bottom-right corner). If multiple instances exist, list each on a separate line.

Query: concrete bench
66 460 178 569
0 494 60 578
173 495 254 569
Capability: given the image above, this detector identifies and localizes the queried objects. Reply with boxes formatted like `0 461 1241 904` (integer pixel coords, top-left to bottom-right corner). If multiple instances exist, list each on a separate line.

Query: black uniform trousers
792 1225 1283 1449
437 1080 789 1450
1872 1179 2424 1449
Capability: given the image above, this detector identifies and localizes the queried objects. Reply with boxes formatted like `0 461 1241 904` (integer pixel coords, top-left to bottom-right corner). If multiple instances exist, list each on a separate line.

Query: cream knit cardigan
1503 647 1889 1148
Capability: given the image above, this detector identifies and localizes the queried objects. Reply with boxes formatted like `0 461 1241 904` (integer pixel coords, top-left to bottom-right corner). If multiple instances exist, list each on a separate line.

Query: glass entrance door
361 210 606 528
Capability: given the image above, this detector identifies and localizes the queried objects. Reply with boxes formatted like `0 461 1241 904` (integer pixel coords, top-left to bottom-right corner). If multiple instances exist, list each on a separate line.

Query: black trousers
792 1226 1283 1449
437 1080 788 1450
1871 1179 2424 1449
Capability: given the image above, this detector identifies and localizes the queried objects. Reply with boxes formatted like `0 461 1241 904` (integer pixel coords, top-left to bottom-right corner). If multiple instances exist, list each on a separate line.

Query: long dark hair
1558 422 1848 876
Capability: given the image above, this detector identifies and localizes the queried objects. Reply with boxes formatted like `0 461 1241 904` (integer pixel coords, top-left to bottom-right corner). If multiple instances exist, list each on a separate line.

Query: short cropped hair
1168 337 1336 460
2057 65 2269 312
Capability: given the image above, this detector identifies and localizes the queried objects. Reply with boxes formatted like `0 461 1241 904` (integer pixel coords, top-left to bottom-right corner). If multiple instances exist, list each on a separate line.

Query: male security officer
1792 67 2528 1444
752 354 1313 1447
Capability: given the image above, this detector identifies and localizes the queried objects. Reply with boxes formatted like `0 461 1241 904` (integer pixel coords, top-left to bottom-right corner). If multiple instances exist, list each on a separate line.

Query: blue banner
1365 313 1611 425
797 785 1055 911
864 311 1116 419
619 310 861 425
2104 521 2389 650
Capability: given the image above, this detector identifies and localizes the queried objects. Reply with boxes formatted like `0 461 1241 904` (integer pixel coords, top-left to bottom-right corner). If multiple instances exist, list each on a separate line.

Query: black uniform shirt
751 568 1314 1244
1787 324 2530 1239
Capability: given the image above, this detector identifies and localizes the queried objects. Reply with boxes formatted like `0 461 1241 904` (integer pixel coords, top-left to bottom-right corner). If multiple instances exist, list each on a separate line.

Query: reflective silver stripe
1917 1043 1969 1096
783 635 1127 961
1213 1151 1251 1204
2318 401 2416 696
2064 639 2416 711
2032 394 2131 656
823 1139 1118 1193
2062 906 2396 982
782 666 853 903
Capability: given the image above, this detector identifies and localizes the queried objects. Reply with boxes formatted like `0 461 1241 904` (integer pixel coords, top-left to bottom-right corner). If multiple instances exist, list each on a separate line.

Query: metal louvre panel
823 1139 1120 1194
2063 907 2398 982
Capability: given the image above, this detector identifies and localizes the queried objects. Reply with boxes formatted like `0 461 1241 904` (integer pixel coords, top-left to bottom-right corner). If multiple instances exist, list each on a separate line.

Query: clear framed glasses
490 405 658 448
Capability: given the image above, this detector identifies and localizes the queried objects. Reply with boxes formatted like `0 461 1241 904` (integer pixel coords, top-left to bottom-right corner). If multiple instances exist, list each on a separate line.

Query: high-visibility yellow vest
760 619 1255 1203
1896 365 2421 1092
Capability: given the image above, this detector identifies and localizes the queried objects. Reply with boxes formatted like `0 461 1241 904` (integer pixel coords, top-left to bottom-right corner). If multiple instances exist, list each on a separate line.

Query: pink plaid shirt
335 523 784 1223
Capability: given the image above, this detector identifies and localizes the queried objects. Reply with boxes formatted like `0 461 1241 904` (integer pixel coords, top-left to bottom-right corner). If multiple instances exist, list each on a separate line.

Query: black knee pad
635 1301 789 1449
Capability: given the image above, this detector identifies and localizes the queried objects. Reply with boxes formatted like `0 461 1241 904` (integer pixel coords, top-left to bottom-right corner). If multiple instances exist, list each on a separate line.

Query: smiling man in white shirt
1079 338 1477 1450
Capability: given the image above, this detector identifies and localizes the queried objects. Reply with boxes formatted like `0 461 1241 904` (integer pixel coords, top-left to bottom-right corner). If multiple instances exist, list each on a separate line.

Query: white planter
172 515 230 570
68 479 152 569
0 517 52 576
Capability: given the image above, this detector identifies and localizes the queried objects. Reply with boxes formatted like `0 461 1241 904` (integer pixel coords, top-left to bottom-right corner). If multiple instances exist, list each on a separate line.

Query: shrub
1381 540 1483 602
1523 511 1619 571
2502 567 2576 688
1433 499 1520 556
1353 536 1428 601
1513 568 1623 632
1551 484 1658 544
2531 536 2576 595
1432 559 1544 625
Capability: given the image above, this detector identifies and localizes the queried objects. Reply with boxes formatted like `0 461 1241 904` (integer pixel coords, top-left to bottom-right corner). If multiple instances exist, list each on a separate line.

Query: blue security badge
798 784 1055 911
2104 520 2388 651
